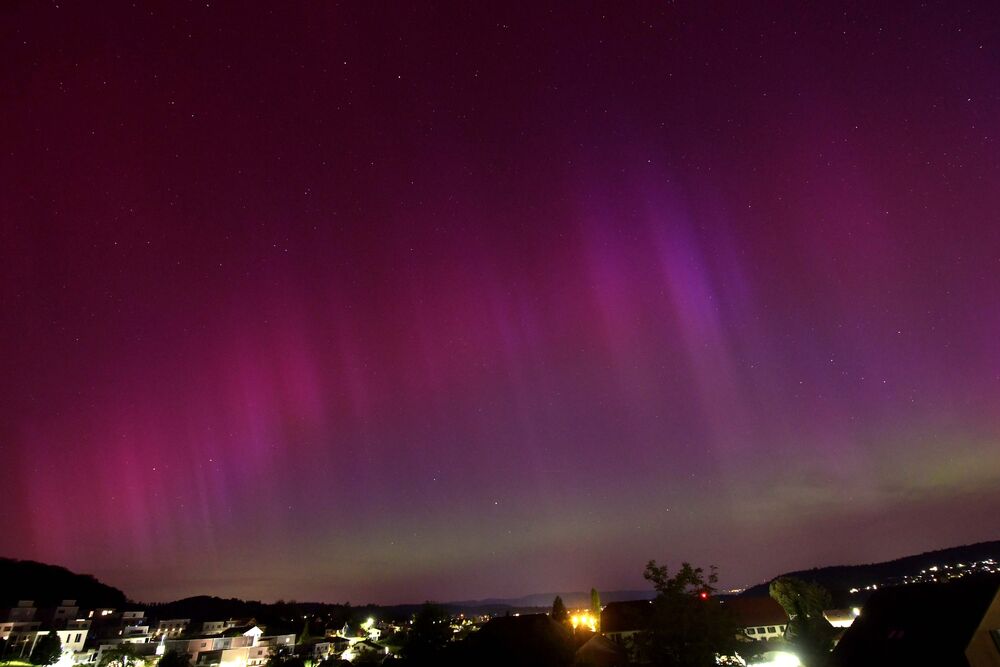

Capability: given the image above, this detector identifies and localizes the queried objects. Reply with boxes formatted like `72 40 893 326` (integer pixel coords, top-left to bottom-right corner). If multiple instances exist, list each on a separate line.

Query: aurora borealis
3 1 1000 604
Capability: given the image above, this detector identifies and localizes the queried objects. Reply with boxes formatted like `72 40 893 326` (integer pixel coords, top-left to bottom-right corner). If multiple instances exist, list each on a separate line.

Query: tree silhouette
634 559 737 667
157 650 190 667
589 588 601 616
551 596 568 623
298 619 312 644
99 644 140 667
769 577 837 665
265 645 304 667
30 633 62 666
403 602 451 663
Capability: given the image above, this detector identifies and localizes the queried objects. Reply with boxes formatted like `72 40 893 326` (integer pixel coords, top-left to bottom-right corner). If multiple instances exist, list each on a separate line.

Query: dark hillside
0 558 128 608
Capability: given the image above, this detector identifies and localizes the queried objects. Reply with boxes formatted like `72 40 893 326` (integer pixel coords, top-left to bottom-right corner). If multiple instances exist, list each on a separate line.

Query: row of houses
2 600 96 662
0 601 387 667
595 575 1000 666
599 595 795 646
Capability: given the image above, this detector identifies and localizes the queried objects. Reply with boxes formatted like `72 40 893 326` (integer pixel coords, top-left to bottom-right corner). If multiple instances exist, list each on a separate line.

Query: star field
1 1 1000 603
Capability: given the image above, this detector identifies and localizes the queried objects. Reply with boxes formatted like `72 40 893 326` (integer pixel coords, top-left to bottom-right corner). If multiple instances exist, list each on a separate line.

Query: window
746 628 755 635
767 626 776 633
75 634 82 643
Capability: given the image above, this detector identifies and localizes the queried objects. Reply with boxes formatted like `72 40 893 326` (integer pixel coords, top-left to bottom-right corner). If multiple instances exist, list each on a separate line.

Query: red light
699 592 708 600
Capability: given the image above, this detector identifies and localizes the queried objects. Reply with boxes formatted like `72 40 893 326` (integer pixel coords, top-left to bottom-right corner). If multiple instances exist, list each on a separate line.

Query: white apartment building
155 619 190 637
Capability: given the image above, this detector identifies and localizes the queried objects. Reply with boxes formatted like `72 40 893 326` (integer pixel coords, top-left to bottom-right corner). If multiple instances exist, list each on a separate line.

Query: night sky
3 1 1000 605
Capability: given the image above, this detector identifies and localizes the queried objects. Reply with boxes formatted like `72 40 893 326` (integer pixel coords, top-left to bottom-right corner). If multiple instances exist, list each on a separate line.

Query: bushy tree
635 560 737 667
350 652 383 666
456 615 573 667
298 620 312 644
403 603 452 663
157 650 190 667
99 644 141 667
769 578 837 666
265 645 304 667
30 633 62 666
551 596 568 623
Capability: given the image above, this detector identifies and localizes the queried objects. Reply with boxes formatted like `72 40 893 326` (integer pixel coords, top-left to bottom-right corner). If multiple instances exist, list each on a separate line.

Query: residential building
341 640 387 662
831 576 1000 667
600 600 653 646
84 609 142 644
155 619 190 638
7 601 38 622
201 620 243 635
575 633 627 667
325 636 351 655
2 628 47 659
56 626 90 653
196 644 271 667
294 639 333 663
46 601 80 628
257 634 294 649
2 627 88 661
0 620 42 640
155 632 291 667
721 597 789 641
96 640 160 665
460 614 571 667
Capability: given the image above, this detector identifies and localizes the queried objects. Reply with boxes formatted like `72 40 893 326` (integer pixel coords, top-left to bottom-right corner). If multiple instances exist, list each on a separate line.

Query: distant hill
739 540 1000 600
141 596 324 635
444 590 655 611
6 540 996 616
0 558 128 608
142 595 267 623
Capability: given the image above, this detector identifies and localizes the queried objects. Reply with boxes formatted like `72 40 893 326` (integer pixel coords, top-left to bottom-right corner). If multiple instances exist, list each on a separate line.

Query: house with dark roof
598 600 654 664
600 600 653 643
830 576 1000 667
574 632 627 667
459 613 574 667
294 637 333 662
324 635 351 653
155 619 191 637
343 639 387 662
201 620 250 636
721 597 789 641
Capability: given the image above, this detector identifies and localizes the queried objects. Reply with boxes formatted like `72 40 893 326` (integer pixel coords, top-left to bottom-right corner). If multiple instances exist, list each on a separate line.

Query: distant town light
570 612 598 632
